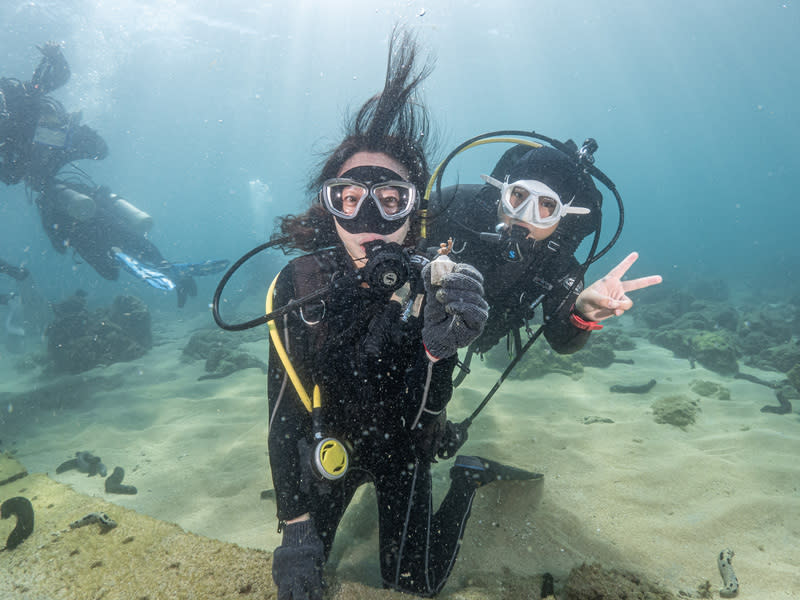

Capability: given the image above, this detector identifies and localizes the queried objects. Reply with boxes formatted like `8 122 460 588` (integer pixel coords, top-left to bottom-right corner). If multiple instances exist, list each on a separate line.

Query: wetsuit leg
307 468 370 559
376 456 477 597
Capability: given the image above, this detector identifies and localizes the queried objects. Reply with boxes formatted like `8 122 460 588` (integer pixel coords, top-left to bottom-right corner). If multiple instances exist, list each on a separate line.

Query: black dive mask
327 166 414 235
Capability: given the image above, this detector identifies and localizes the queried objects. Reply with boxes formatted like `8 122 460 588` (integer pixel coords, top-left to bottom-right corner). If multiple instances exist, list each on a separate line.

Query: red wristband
423 341 442 361
569 308 603 331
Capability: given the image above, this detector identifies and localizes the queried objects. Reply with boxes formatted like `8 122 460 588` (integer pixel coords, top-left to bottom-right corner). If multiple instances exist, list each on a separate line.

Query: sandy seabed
2 312 799 599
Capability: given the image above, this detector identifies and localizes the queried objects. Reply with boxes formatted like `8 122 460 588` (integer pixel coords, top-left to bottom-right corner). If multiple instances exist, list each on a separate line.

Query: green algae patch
689 379 731 400
651 395 700 429
691 331 739 375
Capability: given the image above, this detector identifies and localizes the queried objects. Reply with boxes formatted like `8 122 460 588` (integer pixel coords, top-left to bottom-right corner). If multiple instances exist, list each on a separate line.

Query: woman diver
264 28 508 599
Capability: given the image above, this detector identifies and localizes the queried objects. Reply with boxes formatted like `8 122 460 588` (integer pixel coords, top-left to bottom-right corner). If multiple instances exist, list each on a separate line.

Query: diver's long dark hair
274 26 435 252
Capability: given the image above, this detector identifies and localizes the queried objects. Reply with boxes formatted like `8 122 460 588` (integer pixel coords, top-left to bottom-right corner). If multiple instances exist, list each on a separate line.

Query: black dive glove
421 262 489 359
272 520 325 600
437 419 470 460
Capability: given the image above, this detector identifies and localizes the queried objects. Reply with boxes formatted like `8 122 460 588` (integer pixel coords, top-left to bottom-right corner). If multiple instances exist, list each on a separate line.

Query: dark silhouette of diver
1 42 227 306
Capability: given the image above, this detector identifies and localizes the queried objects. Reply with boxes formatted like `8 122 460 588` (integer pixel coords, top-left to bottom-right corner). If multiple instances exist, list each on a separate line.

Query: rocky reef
635 282 800 392
45 291 152 374
484 327 637 380
182 327 267 380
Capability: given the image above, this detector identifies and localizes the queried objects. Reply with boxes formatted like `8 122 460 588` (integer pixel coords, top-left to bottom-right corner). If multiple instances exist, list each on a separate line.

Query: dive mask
320 166 417 234
481 174 590 230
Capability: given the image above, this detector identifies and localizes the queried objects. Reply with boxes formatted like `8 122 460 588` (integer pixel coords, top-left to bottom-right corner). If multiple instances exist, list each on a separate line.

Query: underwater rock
709 305 740 332
182 327 266 362
198 346 268 380
633 286 692 329
501 342 584 379
45 292 151 374
652 395 700 429
690 379 731 400
650 328 696 359
736 330 773 356
110 295 152 350
56 451 107 477
105 466 137 495
577 336 616 368
182 328 233 361
738 308 792 346
1 496 34 550
562 562 676 600
691 331 739 375
746 339 800 374
673 310 714 332
602 328 637 351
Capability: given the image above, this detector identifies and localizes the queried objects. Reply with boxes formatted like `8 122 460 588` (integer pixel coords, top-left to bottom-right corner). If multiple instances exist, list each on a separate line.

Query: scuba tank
108 193 154 235
52 183 95 221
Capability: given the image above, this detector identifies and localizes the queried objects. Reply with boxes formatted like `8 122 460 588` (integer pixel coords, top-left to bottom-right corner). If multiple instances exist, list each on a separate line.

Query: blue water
2 3 799 595
2 1 798 310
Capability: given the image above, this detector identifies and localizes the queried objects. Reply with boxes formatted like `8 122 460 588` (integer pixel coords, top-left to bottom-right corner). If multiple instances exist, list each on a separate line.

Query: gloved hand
272 519 325 600
421 262 489 359
37 41 63 59
411 411 446 463
436 419 470 460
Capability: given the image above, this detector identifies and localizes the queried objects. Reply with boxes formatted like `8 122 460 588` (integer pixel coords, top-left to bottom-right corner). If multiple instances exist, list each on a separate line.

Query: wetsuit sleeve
407 339 457 431
267 264 314 522
31 43 70 93
541 260 591 354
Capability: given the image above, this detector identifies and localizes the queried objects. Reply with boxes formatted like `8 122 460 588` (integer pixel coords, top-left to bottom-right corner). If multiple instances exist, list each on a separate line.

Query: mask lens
372 182 415 219
324 180 369 218
508 186 531 209
538 196 558 217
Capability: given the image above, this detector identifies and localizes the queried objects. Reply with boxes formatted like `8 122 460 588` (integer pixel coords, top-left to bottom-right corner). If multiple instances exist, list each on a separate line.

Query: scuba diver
213 28 535 599
0 41 107 188
429 138 662 357
33 175 216 307
1 43 227 306
425 135 663 455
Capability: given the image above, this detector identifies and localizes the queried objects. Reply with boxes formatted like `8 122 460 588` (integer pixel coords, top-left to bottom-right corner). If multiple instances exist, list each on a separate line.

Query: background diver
1 42 227 306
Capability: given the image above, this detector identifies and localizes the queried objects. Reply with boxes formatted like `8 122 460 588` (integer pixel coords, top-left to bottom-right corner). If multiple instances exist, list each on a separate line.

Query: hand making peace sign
574 252 662 322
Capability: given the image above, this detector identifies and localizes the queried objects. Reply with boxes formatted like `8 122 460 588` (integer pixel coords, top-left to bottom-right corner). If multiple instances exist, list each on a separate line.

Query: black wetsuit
0 51 107 189
428 183 590 355
36 182 165 281
1 48 195 306
267 247 479 596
